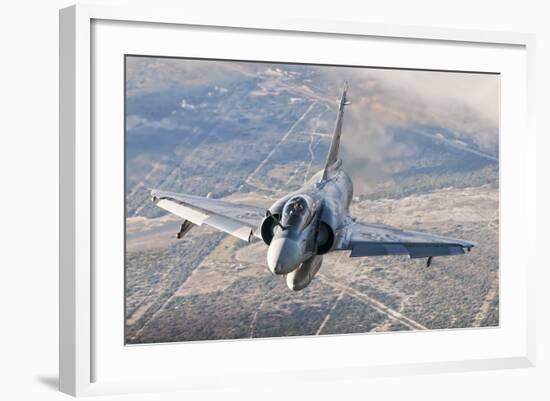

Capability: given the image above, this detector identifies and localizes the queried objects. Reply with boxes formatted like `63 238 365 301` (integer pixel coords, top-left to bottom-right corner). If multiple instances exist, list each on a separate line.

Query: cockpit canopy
281 195 314 229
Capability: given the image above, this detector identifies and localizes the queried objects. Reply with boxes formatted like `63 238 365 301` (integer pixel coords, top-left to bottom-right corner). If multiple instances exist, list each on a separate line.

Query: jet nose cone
267 238 302 275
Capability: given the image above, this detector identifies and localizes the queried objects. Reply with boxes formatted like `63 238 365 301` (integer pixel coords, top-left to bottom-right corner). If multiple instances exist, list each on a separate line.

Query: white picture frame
59 4 536 397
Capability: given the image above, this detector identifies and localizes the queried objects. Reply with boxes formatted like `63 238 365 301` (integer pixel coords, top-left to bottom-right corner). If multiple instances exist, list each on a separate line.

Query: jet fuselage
265 164 353 289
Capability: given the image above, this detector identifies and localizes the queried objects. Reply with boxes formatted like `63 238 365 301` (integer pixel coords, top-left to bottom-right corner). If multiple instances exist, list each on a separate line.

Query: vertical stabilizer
321 82 350 180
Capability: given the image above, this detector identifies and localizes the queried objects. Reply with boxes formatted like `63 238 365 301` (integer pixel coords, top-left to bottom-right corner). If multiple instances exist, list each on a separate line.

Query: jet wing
336 221 476 258
151 190 266 242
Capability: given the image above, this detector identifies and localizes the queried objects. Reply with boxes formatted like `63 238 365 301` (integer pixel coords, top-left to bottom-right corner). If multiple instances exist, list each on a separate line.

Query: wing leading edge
151 190 265 242
337 221 476 259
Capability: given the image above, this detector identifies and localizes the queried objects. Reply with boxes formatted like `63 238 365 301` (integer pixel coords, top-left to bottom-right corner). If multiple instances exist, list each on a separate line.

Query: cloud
126 114 180 131
126 114 148 130
180 99 196 110
366 69 499 125
309 67 499 192
319 67 499 151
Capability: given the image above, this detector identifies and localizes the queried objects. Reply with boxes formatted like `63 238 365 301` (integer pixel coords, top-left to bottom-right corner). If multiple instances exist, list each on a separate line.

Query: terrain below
125 184 498 344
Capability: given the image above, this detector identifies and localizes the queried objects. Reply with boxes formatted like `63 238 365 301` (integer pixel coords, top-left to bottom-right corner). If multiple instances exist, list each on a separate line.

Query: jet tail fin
321 82 350 180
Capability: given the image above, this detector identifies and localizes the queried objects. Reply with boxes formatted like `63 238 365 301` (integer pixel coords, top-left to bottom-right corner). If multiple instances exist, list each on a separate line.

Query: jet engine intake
316 222 334 255
260 213 280 245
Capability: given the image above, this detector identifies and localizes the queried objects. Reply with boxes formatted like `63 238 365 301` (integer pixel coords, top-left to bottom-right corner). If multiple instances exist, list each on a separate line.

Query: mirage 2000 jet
151 84 476 291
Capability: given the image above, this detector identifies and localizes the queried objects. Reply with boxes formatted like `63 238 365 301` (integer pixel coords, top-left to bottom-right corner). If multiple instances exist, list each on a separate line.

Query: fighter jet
151 83 476 291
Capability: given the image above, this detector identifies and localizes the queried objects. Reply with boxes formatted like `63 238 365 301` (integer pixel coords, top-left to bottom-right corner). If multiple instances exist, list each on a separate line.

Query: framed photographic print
59 4 536 396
